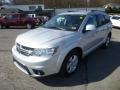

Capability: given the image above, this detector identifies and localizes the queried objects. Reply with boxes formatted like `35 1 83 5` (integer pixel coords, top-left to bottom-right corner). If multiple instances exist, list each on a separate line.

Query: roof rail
91 10 98 12
67 11 77 12
91 10 105 12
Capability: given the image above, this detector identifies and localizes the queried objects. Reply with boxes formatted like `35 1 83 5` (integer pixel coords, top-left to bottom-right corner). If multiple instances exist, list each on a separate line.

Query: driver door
81 15 98 53
7 14 19 26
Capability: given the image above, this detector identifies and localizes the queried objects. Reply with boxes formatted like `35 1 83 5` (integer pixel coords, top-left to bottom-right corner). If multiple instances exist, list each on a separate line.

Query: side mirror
85 24 96 31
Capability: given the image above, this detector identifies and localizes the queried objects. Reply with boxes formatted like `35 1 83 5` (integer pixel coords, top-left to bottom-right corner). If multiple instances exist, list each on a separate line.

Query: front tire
26 23 32 29
5 25 10 29
59 50 81 77
0 24 2 29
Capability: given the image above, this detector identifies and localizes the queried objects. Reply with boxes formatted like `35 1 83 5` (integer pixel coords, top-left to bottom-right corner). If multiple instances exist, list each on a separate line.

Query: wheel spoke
66 55 79 73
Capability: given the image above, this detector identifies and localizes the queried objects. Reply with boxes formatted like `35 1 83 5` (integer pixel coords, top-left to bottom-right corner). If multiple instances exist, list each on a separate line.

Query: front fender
56 41 83 73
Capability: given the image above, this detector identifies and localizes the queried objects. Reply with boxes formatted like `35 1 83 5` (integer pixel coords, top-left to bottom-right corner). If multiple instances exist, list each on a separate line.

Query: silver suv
12 10 112 77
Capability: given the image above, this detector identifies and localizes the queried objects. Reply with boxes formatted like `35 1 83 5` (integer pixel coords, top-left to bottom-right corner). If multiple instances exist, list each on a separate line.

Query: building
0 4 54 17
1 4 45 11
0 4 45 16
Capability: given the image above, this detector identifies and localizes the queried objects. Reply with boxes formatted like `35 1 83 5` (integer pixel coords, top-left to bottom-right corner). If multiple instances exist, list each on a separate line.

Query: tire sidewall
0 24 2 29
104 36 111 48
60 50 81 77
26 23 32 29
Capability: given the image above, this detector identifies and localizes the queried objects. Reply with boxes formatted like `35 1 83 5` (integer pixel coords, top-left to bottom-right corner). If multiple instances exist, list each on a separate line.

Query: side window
12 15 18 19
20 14 26 18
95 14 105 27
86 16 97 26
83 16 97 33
104 15 110 24
6 15 13 19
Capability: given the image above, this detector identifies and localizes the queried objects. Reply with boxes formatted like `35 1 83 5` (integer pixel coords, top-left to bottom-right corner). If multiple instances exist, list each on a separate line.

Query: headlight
31 47 58 57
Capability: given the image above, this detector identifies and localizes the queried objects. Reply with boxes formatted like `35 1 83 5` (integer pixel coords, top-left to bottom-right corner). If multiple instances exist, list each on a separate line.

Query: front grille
16 43 34 56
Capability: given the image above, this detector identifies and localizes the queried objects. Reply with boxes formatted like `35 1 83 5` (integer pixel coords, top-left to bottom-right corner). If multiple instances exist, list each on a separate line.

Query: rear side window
20 14 27 18
12 14 19 18
104 15 111 24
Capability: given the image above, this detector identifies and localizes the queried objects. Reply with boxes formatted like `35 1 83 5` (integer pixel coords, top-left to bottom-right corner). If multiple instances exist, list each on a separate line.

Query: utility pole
42 0 44 4
86 0 90 11
88 0 90 7
31 0 34 4
68 0 71 8
13 0 16 4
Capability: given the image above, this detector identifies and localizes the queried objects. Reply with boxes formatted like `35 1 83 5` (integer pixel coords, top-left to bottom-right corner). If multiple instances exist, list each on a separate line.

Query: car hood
16 27 75 48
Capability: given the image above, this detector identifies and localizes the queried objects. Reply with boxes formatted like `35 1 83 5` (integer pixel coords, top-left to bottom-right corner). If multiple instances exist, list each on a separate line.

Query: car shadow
113 27 120 29
2 26 39 29
35 41 120 87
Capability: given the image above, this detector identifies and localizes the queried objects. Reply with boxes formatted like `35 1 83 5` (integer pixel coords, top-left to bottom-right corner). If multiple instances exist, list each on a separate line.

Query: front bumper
12 46 61 77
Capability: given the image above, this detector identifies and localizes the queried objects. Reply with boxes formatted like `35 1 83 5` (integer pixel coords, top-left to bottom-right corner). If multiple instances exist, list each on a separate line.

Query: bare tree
9 0 120 7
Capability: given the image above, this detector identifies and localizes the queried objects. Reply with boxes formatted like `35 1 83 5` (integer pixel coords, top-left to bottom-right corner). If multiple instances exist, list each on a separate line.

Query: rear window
112 16 120 20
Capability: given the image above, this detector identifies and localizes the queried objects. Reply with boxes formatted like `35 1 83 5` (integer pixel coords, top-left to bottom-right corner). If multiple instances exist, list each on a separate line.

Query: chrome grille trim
16 43 34 56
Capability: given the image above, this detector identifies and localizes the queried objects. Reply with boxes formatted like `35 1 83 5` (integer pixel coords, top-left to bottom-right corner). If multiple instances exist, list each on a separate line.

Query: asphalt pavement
0 28 120 90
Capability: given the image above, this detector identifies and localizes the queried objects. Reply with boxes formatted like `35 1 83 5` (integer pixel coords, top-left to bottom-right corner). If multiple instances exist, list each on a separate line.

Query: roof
58 10 105 15
55 8 105 15
59 10 91 15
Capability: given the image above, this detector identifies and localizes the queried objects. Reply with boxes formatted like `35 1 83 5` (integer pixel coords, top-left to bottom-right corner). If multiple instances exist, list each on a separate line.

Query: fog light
33 69 44 75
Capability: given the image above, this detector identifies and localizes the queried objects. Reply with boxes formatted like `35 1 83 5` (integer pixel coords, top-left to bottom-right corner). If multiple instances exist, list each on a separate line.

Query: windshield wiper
44 26 65 30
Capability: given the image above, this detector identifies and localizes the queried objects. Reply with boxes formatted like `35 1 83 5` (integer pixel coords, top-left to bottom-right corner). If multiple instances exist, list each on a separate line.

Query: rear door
17 14 26 26
94 14 111 43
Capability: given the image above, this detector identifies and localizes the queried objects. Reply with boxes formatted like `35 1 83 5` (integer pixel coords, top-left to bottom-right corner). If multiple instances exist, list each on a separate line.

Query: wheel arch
67 47 83 57
57 46 83 73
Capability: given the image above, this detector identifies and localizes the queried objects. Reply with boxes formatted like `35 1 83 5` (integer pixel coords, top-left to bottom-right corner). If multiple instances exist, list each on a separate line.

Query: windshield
42 14 86 31
112 16 120 20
